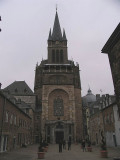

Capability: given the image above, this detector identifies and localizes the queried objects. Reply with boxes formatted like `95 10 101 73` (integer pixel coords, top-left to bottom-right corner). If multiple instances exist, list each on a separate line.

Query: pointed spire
62 28 67 41
52 11 62 41
48 28 52 40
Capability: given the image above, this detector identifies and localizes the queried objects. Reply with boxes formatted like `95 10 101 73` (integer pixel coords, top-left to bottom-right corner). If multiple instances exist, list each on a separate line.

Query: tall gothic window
54 97 64 116
56 50 59 63
60 50 63 63
52 50 55 63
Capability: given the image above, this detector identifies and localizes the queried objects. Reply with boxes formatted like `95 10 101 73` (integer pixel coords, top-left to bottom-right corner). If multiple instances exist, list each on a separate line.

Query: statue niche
54 96 64 116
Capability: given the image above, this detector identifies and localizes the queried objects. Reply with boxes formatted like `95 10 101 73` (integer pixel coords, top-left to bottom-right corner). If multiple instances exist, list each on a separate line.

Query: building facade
82 89 96 139
0 91 32 152
89 94 120 147
34 11 83 143
3 81 36 144
102 23 120 117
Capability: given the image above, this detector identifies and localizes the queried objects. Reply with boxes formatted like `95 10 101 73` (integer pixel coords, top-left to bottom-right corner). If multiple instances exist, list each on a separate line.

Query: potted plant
87 140 92 152
42 140 48 152
38 143 45 159
100 132 108 158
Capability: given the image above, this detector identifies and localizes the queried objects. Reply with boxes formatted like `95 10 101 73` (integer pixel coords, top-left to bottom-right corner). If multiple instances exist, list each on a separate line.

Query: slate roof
62 29 67 41
48 11 67 41
48 28 52 40
16 100 32 109
3 81 34 96
52 11 62 41
0 90 31 118
102 23 120 53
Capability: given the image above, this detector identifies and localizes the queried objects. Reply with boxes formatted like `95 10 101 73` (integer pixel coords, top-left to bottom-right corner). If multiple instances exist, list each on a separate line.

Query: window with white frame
14 116 16 125
10 114 13 124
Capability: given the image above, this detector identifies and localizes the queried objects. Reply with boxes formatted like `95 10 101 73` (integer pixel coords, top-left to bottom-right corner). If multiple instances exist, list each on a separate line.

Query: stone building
82 88 96 139
89 94 120 147
0 91 32 152
102 23 120 116
34 11 83 143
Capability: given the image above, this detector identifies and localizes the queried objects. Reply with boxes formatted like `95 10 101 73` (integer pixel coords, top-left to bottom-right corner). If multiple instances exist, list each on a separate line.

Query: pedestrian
63 140 66 149
59 140 62 153
81 139 86 152
68 139 71 150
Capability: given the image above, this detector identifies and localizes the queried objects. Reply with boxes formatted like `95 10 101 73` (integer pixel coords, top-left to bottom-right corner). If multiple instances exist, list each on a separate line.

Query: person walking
59 140 62 153
63 140 66 149
82 139 86 152
68 140 71 150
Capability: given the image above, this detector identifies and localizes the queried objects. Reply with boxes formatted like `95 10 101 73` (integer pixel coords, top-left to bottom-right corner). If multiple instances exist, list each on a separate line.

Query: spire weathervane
56 4 57 12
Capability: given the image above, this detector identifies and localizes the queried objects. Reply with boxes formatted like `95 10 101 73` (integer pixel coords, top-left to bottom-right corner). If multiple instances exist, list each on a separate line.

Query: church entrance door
55 131 64 144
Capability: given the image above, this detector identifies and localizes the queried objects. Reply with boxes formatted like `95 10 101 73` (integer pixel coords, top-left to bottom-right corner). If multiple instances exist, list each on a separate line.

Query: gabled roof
3 81 34 96
102 23 120 53
0 90 31 119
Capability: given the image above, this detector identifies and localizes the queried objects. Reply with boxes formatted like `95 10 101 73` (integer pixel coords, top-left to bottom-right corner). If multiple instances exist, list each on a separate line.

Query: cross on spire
56 4 57 12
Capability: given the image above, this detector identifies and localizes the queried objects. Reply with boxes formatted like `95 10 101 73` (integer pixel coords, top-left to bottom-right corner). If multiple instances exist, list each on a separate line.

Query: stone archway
55 122 64 143
48 89 69 121
42 86 76 142
45 120 74 144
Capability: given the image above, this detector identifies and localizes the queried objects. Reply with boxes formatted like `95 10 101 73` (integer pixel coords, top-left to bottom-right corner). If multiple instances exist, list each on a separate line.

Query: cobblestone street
0 144 120 160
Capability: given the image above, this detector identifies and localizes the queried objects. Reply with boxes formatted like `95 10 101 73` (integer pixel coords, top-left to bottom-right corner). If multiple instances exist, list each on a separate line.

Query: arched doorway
55 122 64 143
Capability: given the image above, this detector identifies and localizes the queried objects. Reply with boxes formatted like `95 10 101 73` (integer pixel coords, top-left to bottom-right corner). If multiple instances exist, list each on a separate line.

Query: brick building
102 23 120 116
0 91 32 152
3 81 36 143
34 11 83 143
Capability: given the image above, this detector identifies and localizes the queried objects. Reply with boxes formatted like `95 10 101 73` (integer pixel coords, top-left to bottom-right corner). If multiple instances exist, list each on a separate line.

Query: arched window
56 50 59 63
54 97 64 116
60 50 63 63
52 50 55 63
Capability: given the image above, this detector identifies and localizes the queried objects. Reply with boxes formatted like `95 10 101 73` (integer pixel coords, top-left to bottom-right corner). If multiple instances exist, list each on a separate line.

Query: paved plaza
0 144 120 160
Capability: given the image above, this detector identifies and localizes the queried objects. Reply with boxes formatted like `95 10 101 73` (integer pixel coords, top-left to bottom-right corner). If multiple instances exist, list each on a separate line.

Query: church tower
34 10 83 143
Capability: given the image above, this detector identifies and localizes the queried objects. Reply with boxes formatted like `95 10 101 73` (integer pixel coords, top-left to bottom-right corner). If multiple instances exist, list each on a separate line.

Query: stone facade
113 104 120 146
89 94 119 147
34 11 83 143
102 23 120 116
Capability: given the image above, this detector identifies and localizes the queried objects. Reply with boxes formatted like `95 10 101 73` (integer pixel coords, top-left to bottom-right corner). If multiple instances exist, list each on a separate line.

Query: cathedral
34 11 83 143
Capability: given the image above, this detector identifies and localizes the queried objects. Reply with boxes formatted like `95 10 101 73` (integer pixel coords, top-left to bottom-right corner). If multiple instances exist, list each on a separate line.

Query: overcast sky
0 0 120 96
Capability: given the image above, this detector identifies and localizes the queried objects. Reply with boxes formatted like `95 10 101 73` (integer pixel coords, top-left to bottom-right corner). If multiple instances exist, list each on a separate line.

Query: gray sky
0 0 120 96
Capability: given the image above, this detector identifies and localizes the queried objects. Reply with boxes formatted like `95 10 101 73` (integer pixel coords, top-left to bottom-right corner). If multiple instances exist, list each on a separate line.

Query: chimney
0 83 2 89
96 94 100 100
